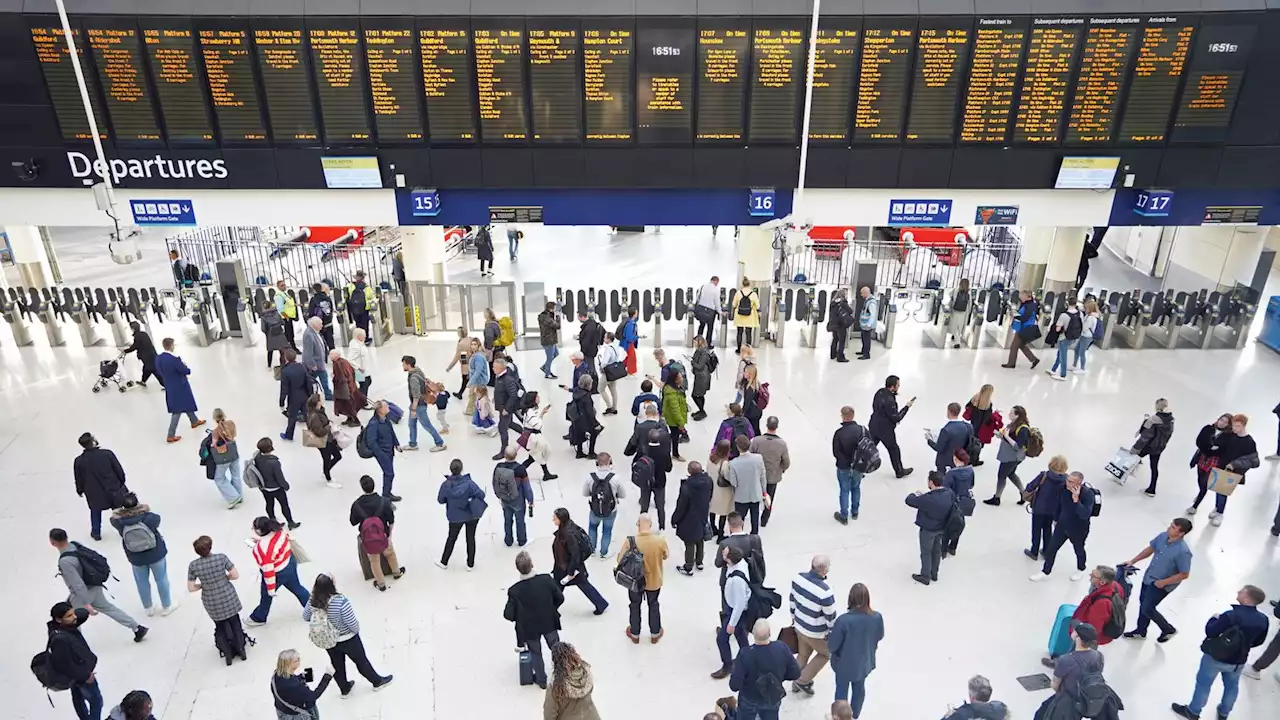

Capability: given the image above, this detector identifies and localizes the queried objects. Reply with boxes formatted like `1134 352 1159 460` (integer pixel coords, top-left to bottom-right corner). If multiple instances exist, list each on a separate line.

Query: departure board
854 21 915 142
1013 20 1084 143
583 20 633 142
905 18 971 143
29 23 109 141
808 18 859 142
473 23 528 141
696 21 750 142
1065 19 1140 144
196 22 266 143
1170 24 1256 144
748 21 805 144
528 22 581 143
1117 19 1194 144
252 21 319 142
419 20 476 142
363 20 423 142
140 19 214 145
308 22 372 143
959 18 1028 143
85 21 162 143
636 22 694 145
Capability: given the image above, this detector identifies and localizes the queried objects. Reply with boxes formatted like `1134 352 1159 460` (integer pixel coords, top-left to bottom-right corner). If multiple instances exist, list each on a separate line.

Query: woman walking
740 365 764 437
260 301 289 369
446 327 474 400
543 642 601 720
733 279 760 354
620 307 640 376
1023 455 1068 561
1135 398 1175 497
947 278 971 348
517 391 559 480
673 461 713 575
828 583 884 716
482 308 502 357
187 535 247 663
109 492 174 616
246 516 310 626
662 371 689 461
302 574 393 695
476 226 495 276
305 394 344 489
690 336 713 421
962 385 996 467
251 437 301 528
436 458 487 570
551 508 609 614
984 405 1032 506
270 650 334 719
209 408 245 507
347 327 372 400
733 345 756 406
1072 298 1101 372
1188 413 1259 526
569 374 602 459
329 349 364 426
708 440 736 542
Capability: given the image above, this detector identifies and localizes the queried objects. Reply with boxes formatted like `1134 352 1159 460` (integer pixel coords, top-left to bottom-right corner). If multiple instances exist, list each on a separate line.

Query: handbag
517 430 531 449
301 428 326 449
703 519 716 542
334 430 353 450
1208 467 1242 496
1017 324 1042 343
273 365 283 382
271 676 316 720
777 625 799 654
290 538 312 564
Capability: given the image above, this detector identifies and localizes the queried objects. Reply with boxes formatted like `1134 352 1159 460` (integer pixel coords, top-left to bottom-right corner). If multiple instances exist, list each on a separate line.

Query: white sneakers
1030 571 1050 582
434 560 448 570
326 481 343 489
160 603 178 616
1185 506 1197 516
145 606 156 617
1243 666 1261 680
1069 571 1087 582
1265 454 1280 461
1045 371 1066 381
1210 514 1223 527
429 444 448 453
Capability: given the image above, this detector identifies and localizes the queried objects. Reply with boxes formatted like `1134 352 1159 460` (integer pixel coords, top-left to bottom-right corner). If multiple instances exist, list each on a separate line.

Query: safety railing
775 236 1022 291
165 227 398 291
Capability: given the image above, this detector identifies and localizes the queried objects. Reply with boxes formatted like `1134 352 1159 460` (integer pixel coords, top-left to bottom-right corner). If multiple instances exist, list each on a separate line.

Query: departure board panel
748 20 805 144
696 20 750 142
636 22 694 145
1117 18 1194 144
959 18 1028 143
362 19 423 142
905 18 971 143
1171 23 1256 144
419 20 476 142
29 23 109 141
252 20 319 142
854 20 915 142
85 20 162 143
583 20 633 142
140 19 214 145
808 18 859 142
1065 19 1140 144
196 21 266 143
474 22 528 141
1013 20 1084 143
308 21 372 143
528 21 581 143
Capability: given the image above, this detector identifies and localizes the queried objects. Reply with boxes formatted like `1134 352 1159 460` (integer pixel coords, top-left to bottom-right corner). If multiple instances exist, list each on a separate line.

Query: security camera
11 158 39 182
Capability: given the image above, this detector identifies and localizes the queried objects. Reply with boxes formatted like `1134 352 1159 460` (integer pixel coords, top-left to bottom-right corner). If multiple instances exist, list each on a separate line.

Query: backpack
31 642 73 693
1073 665 1112 719
614 536 646 593
573 525 593 560
359 516 389 555
1100 588 1127 640
731 569 782 620
1025 427 1045 458
183 262 201 283
1202 620 1246 663
497 316 515 347
1065 313 1083 340
615 318 628 342
631 456 655 489
852 431 882 474
1087 485 1102 517
952 290 970 312
242 459 263 489
706 351 720 374
737 290 754 316
356 424 375 459
754 663 787 705
307 605 339 650
589 472 617 517
493 465 520 504
62 543 110 587
349 286 367 312
755 382 771 410
121 521 158 554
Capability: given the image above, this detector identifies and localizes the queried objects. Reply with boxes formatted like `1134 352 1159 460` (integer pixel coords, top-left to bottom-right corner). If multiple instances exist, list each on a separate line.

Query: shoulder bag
271 676 316 720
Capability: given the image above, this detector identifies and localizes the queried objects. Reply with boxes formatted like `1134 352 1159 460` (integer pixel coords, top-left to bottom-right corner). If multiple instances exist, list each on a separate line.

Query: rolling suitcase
518 649 534 686
1047 603 1078 658
358 537 394 582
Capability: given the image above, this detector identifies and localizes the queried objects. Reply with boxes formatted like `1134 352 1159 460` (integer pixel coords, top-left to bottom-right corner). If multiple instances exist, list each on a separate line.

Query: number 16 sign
749 188 776 218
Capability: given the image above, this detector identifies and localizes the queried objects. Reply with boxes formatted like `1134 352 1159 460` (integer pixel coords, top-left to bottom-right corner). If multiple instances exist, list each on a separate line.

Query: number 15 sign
411 188 440 217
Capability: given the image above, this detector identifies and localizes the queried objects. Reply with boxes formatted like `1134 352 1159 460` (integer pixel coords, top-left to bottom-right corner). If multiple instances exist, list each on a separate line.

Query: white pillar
1220 227 1263 289
735 226 774 286
5 225 53 288
1016 227 1054 290
1165 226 1234 292
399 226 448 331
1044 227 1087 292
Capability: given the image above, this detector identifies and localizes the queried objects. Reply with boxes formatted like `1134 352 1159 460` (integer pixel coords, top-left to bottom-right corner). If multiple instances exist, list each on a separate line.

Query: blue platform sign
130 199 195 226
888 199 951 226
975 205 1019 225
748 187 776 217
1133 190 1174 218
410 188 441 217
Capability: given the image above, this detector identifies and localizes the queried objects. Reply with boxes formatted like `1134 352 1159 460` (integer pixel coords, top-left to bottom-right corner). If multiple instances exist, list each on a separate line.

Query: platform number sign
410 188 441 217
748 188 776 218
1133 190 1174 218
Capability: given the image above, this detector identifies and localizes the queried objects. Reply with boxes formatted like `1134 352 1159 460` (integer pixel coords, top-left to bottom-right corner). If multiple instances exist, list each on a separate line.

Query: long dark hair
310 573 338 610
553 507 575 535
253 516 281 537
550 642 590 704
711 439 731 464
1011 404 1028 428
848 583 872 613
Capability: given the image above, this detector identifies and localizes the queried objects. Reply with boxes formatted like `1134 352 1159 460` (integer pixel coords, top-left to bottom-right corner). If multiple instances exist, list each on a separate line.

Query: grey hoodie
57 544 95 607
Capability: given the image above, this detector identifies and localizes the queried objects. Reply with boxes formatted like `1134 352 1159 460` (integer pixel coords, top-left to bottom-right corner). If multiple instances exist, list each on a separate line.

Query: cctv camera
11 158 39 182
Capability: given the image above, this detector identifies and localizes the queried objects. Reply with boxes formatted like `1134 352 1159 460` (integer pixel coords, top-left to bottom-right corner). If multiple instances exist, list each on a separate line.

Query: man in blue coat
366 401 402 501
927 403 972 473
277 349 312 442
154 338 204 442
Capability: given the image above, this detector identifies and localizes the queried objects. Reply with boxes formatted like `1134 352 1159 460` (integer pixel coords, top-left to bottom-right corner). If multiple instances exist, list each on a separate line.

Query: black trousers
442 519 479 567
140 363 159 385
697 317 715 344
497 412 513 451
735 501 761 534
761 483 779 526
525 630 560 685
628 588 662 635
859 329 872 358
736 327 753 352
327 634 382 691
576 427 601 456
319 439 342 482
213 614 246 659
683 539 705 569
830 330 847 360
943 516 966 554
640 485 667 528
262 489 295 525
282 318 298 351
321 325 335 351
1041 527 1088 575
1141 451 1163 492
872 429 905 474
479 257 492 273
1029 513 1054 555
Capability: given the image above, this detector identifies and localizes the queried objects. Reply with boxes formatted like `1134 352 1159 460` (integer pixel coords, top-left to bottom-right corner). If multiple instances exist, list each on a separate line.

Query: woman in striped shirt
303 573 393 697
245 517 310 627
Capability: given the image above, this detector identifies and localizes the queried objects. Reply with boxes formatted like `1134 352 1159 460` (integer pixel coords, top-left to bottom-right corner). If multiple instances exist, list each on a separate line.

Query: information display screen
196 20 267 144
807 18 859 142
1170 23 1256 144
583 20 633 142
959 18 1028 143
636 21 694 145
362 19 423 142
252 20 319 142
696 20 750 142
1065 18 1140 144
30 22 109 141
474 21 528 141
854 20 915 142
85 20 162 143
748 20 805 144
905 18 971 143
528 21 581 143
140 18 214 145
419 20 476 142
1013 20 1084 143
1117 19 1194 144
308 21 372 143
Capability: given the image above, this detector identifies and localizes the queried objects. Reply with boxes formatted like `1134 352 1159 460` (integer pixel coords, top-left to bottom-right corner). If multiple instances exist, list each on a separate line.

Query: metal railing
165 227 399 291
775 234 1022 291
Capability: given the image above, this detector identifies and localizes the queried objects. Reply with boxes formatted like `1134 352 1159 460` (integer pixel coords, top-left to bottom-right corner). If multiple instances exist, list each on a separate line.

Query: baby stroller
92 353 133 394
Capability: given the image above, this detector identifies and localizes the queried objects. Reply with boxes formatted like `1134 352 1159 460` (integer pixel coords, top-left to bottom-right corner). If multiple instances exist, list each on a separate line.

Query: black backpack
183 262 201 283
573 525 593 560
1202 620 1245 663
589 472 617 517
31 640 73 694
631 456 655 489
61 543 110 587
730 569 782 620
614 536 645 592
737 290 754 316
1087 485 1102 518
1065 313 1084 340
1073 664 1113 719
615 318 628 342
706 351 720 374
852 430 882 474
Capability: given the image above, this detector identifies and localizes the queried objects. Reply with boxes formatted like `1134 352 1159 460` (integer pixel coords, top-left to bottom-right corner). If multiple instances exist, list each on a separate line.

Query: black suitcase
358 537 394 582
519 649 534 686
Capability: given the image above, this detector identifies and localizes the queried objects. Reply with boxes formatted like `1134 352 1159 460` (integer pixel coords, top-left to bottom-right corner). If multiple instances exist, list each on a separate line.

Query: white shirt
696 283 720 310
596 342 623 372
346 338 369 372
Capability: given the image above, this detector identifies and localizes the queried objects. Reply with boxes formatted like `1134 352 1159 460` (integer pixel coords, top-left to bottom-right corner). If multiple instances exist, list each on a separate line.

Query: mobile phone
527 505 534 518
303 667 314 682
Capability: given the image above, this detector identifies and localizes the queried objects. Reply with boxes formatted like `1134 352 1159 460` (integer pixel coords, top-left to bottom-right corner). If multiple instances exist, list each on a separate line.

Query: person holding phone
270 649 334 719
868 375 914 479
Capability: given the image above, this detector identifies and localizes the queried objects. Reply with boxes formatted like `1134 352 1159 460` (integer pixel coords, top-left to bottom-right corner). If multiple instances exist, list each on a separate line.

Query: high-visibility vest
277 292 297 319
346 283 375 313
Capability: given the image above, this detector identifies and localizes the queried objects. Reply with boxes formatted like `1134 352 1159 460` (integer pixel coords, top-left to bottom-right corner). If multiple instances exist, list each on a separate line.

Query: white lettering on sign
66 151 229 187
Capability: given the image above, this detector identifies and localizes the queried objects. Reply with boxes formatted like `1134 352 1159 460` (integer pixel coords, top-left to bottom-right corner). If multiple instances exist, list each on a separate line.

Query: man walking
1123 517 1193 642
595 337 624 414
583 453 625 557
695 275 722 344
277 349 311 442
577 309 605 369
493 447 534 547
401 356 447 453
1036 623 1105 718
49 528 148 642
827 289 853 362
154 338 204 443
831 407 867 525
349 475 404 589
73 433 127 541
926 402 971 473
303 317 333 401
711 544 754 680
366 401 402 502
617 514 669 644
504 551 565 689
491 357 522 461
869 375 913 478
905 473 955 586
716 512 766 583
731 618 801 718
537 301 560 379
749 417 791 528
47 601 105 720
729 435 767 534
789 555 838 695
1242 597 1280 681
856 286 876 360
1171 586 1269 720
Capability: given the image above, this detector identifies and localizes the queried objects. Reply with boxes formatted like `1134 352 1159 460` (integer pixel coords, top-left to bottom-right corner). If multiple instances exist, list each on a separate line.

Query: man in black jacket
869 375 914 478
48 601 102 720
905 473 955 586
577 310 605 367
277 349 312 442
832 406 865 525
491 358 522 461
828 290 854 363
73 433 128 541
928 403 973 473
638 428 675 530
715 512 766 583
625 403 668 458
123 322 159 387
504 551 565 689
349 475 403 588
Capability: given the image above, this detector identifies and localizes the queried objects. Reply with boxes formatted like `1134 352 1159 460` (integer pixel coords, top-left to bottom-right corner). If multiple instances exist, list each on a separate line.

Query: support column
1016 227 1054 291
4 225 54 289
1165 226 1234 292
1220 227 1264 292
1044 227 1087 293
399 226 448 330
736 226 774 285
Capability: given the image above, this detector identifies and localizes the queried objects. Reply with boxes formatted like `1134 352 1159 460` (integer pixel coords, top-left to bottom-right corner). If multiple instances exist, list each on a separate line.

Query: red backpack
756 382 771 410
359 516 389 555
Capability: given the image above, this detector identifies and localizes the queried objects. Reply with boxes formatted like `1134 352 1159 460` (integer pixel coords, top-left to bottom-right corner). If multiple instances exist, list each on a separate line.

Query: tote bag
1208 467 1242 496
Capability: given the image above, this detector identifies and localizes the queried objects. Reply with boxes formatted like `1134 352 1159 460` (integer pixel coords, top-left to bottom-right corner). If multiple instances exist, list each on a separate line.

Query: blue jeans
249 557 310 622
166 411 198 438
834 674 867 716
502 502 528 546
131 557 172 610
70 677 103 720
541 345 559 376
1073 336 1092 369
508 233 519 260
837 468 863 518
408 404 443 447
1051 338 1076 377
587 512 617 555
1188 653 1244 717
213 461 244 502
375 453 395 497
736 697 780 720
314 368 333 400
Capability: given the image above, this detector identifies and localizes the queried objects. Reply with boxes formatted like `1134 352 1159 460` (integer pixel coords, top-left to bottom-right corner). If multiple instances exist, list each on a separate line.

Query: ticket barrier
187 288 223 347
984 292 1020 349
924 288 969 349
802 289 825 349
63 289 104 348
769 287 787 348
1104 292 1152 349
369 291 391 347
966 289 997 349
1 292 31 346
1203 293 1257 350
684 286 698 346
1174 290 1212 349
237 299 257 347
1034 291 1067 349
880 290 907 350
649 287 666 348
103 303 131 347
1142 292 1182 349
35 293 65 347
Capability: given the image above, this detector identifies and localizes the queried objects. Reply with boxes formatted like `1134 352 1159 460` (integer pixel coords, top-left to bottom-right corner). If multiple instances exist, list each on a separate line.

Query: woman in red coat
963 384 1000 467
329 350 365 426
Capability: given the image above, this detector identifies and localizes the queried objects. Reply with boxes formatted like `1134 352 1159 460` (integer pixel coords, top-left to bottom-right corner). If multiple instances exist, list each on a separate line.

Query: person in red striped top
245 516 310 627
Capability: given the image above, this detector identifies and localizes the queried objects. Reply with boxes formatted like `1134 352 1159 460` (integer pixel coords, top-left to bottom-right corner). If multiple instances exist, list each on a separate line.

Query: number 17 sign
1133 190 1173 218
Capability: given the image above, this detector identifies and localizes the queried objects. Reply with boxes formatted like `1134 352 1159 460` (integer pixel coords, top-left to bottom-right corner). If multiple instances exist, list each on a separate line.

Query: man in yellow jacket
617 514 669 644
273 280 299 352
